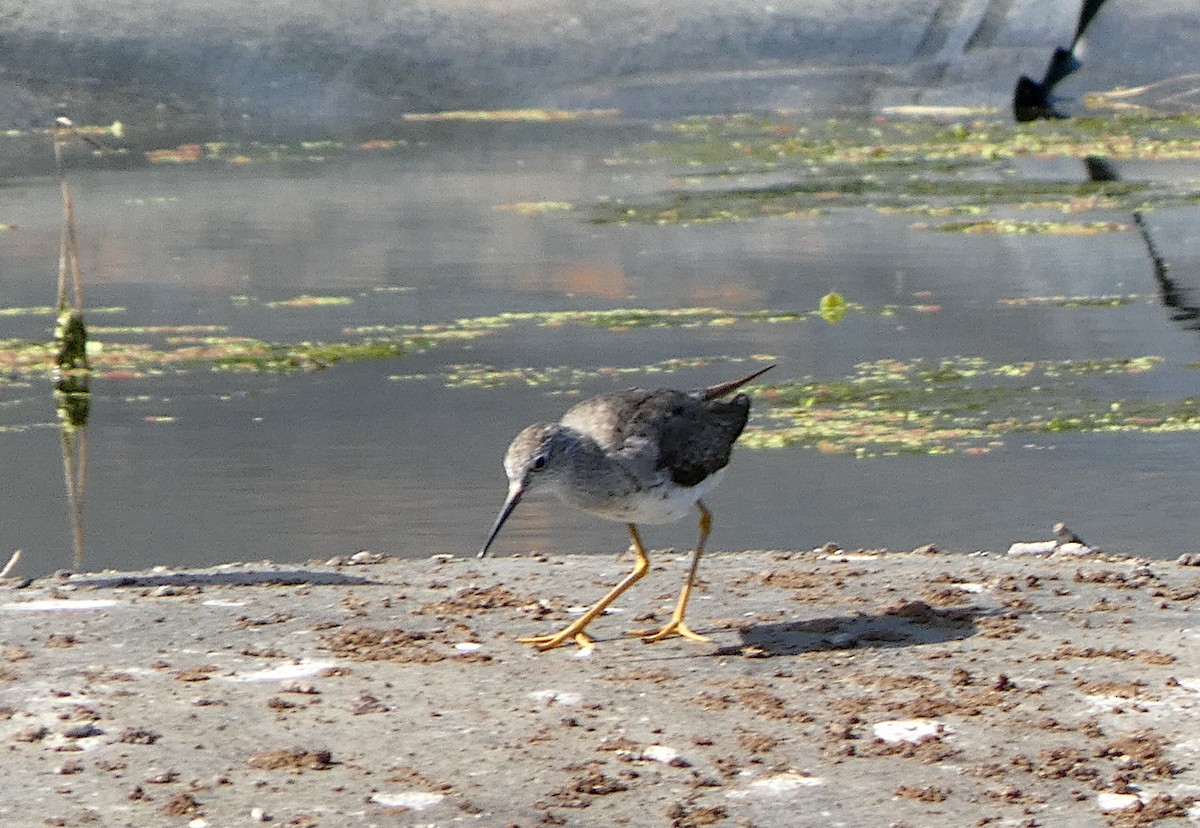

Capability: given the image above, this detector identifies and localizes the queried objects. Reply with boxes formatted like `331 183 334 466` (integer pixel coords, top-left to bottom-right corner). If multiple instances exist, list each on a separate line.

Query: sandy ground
1 545 1199 827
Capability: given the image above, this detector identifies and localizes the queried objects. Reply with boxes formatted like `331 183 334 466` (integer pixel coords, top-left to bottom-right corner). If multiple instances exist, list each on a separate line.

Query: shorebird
479 364 774 651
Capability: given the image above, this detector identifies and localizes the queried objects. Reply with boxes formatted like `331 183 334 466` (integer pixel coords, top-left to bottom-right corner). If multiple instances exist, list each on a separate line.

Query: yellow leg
518 524 650 651
636 501 711 644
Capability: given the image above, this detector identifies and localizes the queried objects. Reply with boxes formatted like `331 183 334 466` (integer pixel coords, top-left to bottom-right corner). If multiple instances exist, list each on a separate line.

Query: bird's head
479 423 567 557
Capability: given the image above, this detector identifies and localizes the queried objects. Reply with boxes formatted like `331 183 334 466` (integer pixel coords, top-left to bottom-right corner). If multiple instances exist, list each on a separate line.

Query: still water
2 121 1199 577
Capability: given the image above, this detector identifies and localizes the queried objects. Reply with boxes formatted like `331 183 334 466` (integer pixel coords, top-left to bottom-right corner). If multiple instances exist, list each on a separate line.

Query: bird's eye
532 454 548 471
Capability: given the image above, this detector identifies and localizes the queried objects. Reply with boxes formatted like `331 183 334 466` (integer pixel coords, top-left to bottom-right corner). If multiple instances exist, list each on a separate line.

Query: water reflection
48 116 101 570
1 121 1199 578
55 374 89 568
1134 212 1200 328
1083 155 1200 328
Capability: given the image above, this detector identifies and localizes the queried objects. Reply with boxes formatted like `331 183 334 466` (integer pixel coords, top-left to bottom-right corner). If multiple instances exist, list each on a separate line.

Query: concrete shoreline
2 1 1199 131
1 546 1197 826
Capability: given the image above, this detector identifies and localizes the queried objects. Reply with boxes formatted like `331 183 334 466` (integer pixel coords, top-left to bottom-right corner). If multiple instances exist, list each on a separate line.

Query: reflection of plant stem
51 116 94 569
0 550 21 579
60 427 88 569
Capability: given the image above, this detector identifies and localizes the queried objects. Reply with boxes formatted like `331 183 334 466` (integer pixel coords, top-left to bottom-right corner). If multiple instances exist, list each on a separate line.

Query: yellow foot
517 630 595 652
630 619 709 644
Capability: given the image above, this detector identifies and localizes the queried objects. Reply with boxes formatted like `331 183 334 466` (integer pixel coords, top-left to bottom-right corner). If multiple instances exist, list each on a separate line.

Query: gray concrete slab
2 547 1198 825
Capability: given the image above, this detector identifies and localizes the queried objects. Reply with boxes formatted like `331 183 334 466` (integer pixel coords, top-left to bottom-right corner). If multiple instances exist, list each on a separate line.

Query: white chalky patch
1007 541 1057 557
726 773 825 798
1096 792 1141 812
225 660 336 682
529 690 582 706
454 642 483 652
568 605 623 615
202 599 246 607
3 599 118 611
641 745 680 764
872 719 945 743
370 791 445 810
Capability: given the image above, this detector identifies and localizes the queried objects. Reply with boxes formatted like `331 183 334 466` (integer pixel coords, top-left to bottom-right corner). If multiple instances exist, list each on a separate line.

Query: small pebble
873 719 945 743
641 744 688 766
279 679 319 695
1096 792 1141 812
1007 541 1056 557
61 723 104 739
370 791 445 810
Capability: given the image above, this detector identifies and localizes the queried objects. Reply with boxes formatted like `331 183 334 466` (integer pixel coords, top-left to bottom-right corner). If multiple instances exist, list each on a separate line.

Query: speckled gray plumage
558 387 750 488
481 364 774 557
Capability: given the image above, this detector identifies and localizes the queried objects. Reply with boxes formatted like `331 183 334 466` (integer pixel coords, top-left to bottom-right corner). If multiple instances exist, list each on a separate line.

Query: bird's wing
561 389 751 486
559 390 658 453
645 393 752 487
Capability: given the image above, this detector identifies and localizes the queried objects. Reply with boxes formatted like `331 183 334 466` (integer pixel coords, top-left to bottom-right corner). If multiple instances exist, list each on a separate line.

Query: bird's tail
698 364 775 401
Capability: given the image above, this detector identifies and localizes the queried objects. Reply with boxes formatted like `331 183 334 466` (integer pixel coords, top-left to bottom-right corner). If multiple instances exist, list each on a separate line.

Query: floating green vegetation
495 201 574 215
146 140 348 165
818 291 848 324
743 355 1191 457
0 306 126 317
927 219 1132 235
210 339 423 372
348 303 878 339
876 204 989 217
391 356 774 391
263 295 355 309
588 113 1200 226
591 177 1153 226
652 112 1200 166
89 324 229 335
0 300 866 383
402 108 620 122
0 332 448 381
139 112 616 165
999 294 1142 308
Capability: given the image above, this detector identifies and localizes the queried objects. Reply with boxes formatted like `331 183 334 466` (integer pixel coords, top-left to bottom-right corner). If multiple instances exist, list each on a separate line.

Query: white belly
572 468 726 525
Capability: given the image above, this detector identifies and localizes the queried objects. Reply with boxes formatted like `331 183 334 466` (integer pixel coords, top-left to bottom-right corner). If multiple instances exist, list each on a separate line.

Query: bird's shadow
65 568 380 589
724 602 985 658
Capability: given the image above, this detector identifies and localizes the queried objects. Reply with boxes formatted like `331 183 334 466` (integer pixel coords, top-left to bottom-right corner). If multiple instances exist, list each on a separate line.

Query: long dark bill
478 486 523 558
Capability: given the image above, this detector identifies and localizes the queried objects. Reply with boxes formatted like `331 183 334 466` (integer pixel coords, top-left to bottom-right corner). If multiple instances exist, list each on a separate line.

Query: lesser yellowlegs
479 364 774 651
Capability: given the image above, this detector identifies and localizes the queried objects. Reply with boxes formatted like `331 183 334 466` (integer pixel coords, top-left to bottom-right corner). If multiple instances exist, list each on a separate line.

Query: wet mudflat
1 547 1198 826
1 115 1199 577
